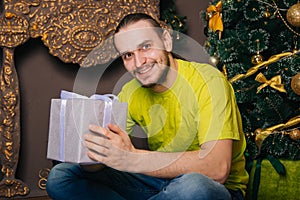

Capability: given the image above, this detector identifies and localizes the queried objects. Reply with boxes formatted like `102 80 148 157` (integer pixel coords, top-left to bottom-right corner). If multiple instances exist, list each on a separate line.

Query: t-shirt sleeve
118 86 136 135
197 76 242 144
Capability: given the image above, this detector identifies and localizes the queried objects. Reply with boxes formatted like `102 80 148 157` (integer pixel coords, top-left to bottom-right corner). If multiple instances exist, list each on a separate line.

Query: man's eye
142 43 151 50
123 53 132 59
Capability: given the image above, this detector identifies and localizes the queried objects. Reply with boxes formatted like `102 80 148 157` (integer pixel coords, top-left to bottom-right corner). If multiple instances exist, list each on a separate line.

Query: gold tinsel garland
229 51 295 83
254 115 300 151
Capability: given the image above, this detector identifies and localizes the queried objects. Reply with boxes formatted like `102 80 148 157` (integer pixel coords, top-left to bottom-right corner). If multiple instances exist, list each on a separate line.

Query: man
46 13 248 199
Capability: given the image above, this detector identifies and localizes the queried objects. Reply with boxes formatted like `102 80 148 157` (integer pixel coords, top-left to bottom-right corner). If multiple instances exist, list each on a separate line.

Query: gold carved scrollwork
38 168 50 190
0 0 160 197
0 12 30 47
27 0 160 66
0 48 29 197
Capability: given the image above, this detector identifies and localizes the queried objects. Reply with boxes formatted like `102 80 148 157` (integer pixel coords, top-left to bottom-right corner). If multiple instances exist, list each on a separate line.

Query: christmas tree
203 0 300 199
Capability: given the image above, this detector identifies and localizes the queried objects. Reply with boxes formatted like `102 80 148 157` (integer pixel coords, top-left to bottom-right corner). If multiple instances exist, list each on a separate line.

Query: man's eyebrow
119 40 153 56
119 51 129 56
137 40 152 49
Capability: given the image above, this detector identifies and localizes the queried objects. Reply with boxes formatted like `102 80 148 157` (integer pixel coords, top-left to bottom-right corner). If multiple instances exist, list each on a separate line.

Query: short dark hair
113 13 165 53
115 13 162 34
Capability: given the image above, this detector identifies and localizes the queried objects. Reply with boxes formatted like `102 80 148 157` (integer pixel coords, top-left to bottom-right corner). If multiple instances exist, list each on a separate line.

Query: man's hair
115 13 162 34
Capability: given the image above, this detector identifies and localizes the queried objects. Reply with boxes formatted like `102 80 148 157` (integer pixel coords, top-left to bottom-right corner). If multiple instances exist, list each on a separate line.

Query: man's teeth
138 65 152 74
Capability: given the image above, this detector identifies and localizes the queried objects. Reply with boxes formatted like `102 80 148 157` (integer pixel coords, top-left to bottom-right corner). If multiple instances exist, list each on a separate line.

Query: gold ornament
251 54 263 65
209 55 219 66
254 128 269 152
254 128 263 136
263 11 271 18
287 3 300 27
251 39 263 65
292 48 298 53
206 1 223 39
289 129 300 140
291 73 300 95
255 73 287 93
292 35 298 53
263 6 271 18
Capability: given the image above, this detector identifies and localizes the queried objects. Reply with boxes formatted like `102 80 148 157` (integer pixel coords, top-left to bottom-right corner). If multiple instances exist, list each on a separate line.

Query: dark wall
15 39 127 197
13 1 210 197
175 0 210 44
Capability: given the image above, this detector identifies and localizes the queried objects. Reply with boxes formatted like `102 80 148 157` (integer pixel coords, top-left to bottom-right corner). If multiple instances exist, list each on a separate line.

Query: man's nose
134 51 146 67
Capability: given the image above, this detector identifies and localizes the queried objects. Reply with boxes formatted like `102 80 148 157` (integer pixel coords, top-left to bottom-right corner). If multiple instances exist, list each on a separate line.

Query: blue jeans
46 163 240 200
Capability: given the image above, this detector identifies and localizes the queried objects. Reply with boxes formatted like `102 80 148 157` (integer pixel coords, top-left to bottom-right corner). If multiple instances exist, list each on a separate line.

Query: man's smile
134 63 155 76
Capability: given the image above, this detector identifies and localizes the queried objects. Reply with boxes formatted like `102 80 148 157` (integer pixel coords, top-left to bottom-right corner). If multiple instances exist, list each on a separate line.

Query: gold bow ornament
255 72 287 93
207 1 223 39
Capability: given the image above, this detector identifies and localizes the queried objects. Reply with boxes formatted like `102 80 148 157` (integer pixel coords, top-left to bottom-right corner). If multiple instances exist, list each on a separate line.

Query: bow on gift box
60 90 118 129
255 73 287 93
207 1 223 39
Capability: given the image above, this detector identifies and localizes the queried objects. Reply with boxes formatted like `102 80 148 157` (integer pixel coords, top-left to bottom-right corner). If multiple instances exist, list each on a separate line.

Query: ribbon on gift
60 90 118 127
255 73 287 93
59 90 118 161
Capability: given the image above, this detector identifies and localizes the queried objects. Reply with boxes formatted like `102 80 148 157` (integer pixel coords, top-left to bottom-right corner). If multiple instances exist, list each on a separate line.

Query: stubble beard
140 54 171 89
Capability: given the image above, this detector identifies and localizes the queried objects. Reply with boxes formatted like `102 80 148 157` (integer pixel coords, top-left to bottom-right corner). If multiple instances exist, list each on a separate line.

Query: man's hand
83 124 232 182
83 124 137 172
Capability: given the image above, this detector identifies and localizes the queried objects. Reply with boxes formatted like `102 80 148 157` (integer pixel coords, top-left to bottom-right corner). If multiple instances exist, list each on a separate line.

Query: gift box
47 90 128 164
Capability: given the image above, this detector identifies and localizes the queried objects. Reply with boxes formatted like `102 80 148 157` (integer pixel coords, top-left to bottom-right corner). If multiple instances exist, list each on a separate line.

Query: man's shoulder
118 79 144 102
177 59 225 83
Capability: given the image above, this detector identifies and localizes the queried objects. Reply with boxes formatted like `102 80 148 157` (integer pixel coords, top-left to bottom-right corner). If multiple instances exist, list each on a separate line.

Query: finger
86 150 107 163
89 124 107 136
83 133 110 148
107 123 123 134
107 124 129 139
108 124 131 144
84 140 110 155
89 124 121 140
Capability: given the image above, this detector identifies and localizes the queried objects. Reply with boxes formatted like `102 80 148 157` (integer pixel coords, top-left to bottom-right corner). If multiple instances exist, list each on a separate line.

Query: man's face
114 20 171 88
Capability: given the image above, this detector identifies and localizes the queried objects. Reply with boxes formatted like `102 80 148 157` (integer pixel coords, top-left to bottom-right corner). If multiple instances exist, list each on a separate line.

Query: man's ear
162 29 173 52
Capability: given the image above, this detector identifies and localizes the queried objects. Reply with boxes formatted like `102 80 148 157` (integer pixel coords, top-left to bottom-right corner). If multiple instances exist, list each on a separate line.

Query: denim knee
154 173 231 200
46 163 82 199
173 173 216 194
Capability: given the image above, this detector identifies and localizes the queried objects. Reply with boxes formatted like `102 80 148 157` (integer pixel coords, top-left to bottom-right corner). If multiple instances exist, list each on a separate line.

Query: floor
15 196 51 200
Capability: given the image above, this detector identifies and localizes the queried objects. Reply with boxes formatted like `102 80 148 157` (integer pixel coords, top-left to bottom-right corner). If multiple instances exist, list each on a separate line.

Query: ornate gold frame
0 0 160 197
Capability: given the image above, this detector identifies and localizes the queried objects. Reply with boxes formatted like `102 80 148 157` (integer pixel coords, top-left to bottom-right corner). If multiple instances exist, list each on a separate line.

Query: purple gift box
47 91 128 164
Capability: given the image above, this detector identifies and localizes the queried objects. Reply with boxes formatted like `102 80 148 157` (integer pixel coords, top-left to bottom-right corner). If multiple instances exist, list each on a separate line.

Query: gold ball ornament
287 3 300 27
289 129 300 140
209 55 219 66
263 10 271 18
251 54 263 65
291 73 300 95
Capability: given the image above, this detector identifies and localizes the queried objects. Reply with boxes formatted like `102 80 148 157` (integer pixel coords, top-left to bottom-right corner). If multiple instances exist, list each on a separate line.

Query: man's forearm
130 149 200 178
128 140 232 183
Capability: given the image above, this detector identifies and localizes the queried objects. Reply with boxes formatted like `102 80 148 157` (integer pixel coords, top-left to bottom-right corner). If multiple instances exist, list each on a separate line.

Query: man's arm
84 124 232 183
138 140 232 184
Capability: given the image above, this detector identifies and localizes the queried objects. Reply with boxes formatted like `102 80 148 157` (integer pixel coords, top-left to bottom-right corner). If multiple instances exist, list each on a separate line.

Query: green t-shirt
118 59 249 195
